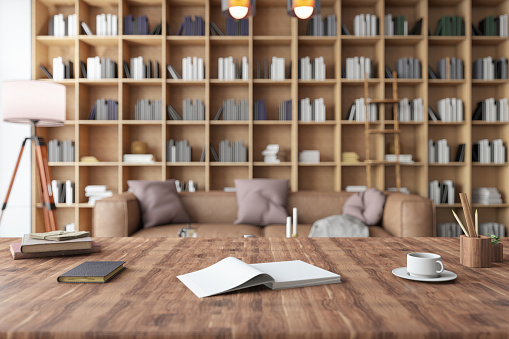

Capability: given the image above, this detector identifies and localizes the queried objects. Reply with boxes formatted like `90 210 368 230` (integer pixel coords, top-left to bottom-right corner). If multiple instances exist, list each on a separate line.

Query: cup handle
436 260 444 274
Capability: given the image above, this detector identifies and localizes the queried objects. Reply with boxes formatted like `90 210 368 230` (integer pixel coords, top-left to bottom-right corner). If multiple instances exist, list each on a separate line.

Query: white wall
0 0 32 236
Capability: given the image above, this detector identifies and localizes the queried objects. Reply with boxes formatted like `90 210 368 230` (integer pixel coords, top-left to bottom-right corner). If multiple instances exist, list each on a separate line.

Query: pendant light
287 0 320 20
222 0 256 20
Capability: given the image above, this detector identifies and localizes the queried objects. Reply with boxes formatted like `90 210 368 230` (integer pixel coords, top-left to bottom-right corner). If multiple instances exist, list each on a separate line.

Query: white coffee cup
407 252 444 278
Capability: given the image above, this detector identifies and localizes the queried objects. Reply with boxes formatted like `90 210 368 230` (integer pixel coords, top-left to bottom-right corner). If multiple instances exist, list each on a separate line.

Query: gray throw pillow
342 188 386 225
127 179 190 228
234 179 289 226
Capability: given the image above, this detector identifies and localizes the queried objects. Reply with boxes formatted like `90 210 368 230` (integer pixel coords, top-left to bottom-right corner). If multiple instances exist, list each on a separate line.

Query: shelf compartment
78 165 119 204
166 124 207 162
209 166 249 191
79 0 119 38
385 165 426 196
252 41 291 81
121 1 163 35
341 36 380 46
298 43 337 81
123 39 163 80
209 84 250 121
384 36 424 46
166 82 206 122
34 0 76 36
253 3 292 37
253 83 292 121
209 44 249 80
297 85 337 121
297 0 337 37
166 166 206 192
298 166 336 191
122 83 163 120
253 125 291 162
298 125 336 162
166 0 206 37
79 124 118 162
34 40 76 80
78 83 119 120
122 124 163 162
253 166 291 182
210 125 250 162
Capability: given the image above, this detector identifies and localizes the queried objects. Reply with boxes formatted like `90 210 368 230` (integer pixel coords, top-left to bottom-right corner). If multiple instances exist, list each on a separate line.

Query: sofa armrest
93 192 141 237
382 193 435 237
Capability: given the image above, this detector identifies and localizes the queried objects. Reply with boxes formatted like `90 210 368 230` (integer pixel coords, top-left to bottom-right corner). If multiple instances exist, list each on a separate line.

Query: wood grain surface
0 237 508 338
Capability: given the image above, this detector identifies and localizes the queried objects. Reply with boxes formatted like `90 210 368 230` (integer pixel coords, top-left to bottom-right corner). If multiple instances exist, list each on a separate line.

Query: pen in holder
454 193 492 268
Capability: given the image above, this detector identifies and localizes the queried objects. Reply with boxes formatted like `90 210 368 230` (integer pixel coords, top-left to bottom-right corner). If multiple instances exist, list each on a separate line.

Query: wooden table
1 237 508 338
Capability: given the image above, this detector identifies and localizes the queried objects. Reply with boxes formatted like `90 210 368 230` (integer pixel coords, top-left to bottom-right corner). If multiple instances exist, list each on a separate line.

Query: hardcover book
20 234 92 253
57 261 125 283
10 241 101 260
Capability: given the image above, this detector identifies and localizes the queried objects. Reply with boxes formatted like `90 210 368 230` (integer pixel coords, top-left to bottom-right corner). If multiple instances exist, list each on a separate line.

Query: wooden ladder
363 71 402 191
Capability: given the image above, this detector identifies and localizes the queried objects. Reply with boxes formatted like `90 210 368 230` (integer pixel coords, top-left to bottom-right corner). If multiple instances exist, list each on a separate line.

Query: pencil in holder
460 235 492 268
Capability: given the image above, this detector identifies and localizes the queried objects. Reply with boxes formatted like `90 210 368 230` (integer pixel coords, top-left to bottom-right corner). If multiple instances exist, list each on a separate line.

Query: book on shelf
48 139 75 162
182 56 205 80
384 14 407 36
437 223 464 237
428 139 450 164
58 261 126 283
341 23 351 35
225 17 248 36
472 187 503 205
85 185 113 205
396 57 421 79
384 154 414 164
428 65 438 80
180 99 205 120
167 64 182 80
85 56 117 80
65 180 75 205
20 234 92 253
353 13 378 36
52 57 73 81
308 14 337 36
428 180 455 205
123 154 155 163
218 140 247 162
199 145 206 162
177 257 341 298
166 139 192 163
479 222 506 237
472 139 506 164
344 56 374 80
345 185 367 193
346 98 378 122
298 56 325 80
385 65 393 78
49 13 76 37
209 143 219 162
210 21 224 36
134 98 162 120
175 16 204 36
123 15 148 35
472 98 509 122
478 15 508 37
434 15 465 36
454 144 466 162
409 18 423 35
94 13 118 36
397 98 424 122
218 56 248 80
40 65 52 79
217 99 249 121
10 241 101 260
149 22 163 35
436 97 464 122
298 98 326 122
437 57 464 80
428 106 440 121
298 150 320 163
472 57 508 80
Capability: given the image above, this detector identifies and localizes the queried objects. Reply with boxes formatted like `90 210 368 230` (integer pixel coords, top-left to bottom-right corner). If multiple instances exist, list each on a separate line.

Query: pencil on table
452 210 470 237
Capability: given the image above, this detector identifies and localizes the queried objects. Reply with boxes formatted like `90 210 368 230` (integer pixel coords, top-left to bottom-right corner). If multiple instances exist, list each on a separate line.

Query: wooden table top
1 237 508 338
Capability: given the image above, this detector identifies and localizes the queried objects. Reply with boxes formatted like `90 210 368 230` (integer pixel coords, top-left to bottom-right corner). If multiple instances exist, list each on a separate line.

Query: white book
112 15 118 35
192 56 197 80
65 180 74 205
198 57 204 80
178 257 341 298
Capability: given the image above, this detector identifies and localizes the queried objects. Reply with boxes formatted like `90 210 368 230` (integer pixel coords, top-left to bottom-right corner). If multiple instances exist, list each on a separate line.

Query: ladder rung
365 129 402 134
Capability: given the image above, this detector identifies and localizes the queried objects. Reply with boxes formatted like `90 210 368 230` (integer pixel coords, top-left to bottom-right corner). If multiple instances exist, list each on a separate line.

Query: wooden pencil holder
491 243 503 262
460 235 492 268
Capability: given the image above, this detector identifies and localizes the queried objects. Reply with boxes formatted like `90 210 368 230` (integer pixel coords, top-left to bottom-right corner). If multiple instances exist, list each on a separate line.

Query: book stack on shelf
85 185 113 205
307 14 337 36
88 99 118 120
473 98 509 122
473 57 508 80
94 14 119 36
437 223 463 237
298 150 320 164
49 14 77 36
346 98 378 122
397 98 424 122
51 180 75 205
479 222 506 237
48 139 75 163
176 16 205 36
298 98 326 122
225 17 248 36
262 144 285 164
84 57 117 79
166 139 191 163
215 99 249 121
428 139 450 164
472 187 503 205
126 57 159 79
181 99 205 121
182 57 205 80
135 99 162 120
353 14 379 36
434 16 465 36
123 15 149 35
341 152 359 163
298 56 326 80
50 58 73 80
218 56 248 80
436 98 464 122
474 15 509 36
344 57 374 79
396 57 422 79
472 139 506 164
218 140 247 162
123 154 155 164
428 180 455 205
429 57 464 80
385 154 413 164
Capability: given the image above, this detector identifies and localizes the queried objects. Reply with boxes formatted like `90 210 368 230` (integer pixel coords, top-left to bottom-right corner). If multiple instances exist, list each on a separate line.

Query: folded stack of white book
384 154 414 163
123 154 155 164
262 144 285 164
472 187 503 205
298 150 320 163
85 185 113 206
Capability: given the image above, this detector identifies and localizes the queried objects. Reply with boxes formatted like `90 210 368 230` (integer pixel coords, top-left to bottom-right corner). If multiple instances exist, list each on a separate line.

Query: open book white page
177 257 341 298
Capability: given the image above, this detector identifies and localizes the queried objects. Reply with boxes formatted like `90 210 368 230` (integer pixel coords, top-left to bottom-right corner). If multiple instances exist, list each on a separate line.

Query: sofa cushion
127 179 190 228
342 188 386 225
132 223 263 238
234 179 289 226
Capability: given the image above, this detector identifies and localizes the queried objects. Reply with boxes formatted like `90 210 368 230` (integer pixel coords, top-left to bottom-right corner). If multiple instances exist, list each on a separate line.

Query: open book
177 257 341 298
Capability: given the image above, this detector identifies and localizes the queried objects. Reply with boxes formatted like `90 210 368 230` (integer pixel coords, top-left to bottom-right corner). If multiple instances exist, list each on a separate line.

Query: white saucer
392 267 457 282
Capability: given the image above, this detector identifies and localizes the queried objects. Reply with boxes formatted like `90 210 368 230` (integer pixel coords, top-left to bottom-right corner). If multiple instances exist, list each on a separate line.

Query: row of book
209 18 249 36
298 56 326 80
51 57 73 80
298 98 326 122
397 98 424 122
429 57 464 80
344 57 374 80
473 139 506 164
88 99 119 121
307 14 337 36
51 180 75 205
123 15 149 35
473 57 508 80
438 222 506 237
472 98 509 122
218 56 248 80
475 15 509 37
182 99 205 121
86 185 113 205
255 59 290 80
48 140 75 163
134 99 163 120
353 14 379 37
346 98 378 122
176 16 204 36
428 180 455 205
214 99 249 121
385 154 414 163
279 99 292 121
166 139 192 163
396 57 422 79
94 14 119 36
472 187 503 205
85 57 117 80
218 140 247 163
434 15 465 36
385 16 423 36
126 57 160 79
428 139 450 164
49 14 77 37
436 97 464 122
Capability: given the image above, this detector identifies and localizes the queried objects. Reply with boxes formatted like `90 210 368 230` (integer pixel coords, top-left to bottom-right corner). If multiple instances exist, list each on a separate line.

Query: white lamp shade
2 81 66 127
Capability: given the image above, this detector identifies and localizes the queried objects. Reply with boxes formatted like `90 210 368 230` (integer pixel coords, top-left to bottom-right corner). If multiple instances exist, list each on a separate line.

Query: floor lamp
1 81 66 232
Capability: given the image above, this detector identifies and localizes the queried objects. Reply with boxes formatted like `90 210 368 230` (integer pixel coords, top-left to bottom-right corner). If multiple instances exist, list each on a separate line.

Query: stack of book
218 140 247 162
342 152 359 163
384 14 407 36
85 185 113 205
10 231 100 260
298 56 326 80
428 139 450 164
166 139 192 163
225 17 248 36
214 99 249 121
344 56 374 79
181 57 205 80
88 99 118 120
48 139 75 162
123 15 149 35
397 98 424 122
346 185 367 192
479 222 506 237
298 98 326 122
473 57 508 80
84 56 117 79
279 99 292 121
94 14 119 36
308 14 337 36
262 144 285 164
176 16 205 36
51 180 75 205
346 98 378 122
396 57 422 79
50 57 73 80
298 150 320 163
434 15 465 36
428 180 455 205
134 98 162 120
475 15 509 37
49 14 77 36
353 13 379 36
123 154 155 164
437 223 463 237
436 98 464 122
125 57 159 79
385 154 414 164
472 187 503 205
269 57 286 81
473 139 506 164
218 56 248 80
472 98 509 122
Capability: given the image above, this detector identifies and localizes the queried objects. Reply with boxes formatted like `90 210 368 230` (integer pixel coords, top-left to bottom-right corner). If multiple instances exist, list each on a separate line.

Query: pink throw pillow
342 188 386 225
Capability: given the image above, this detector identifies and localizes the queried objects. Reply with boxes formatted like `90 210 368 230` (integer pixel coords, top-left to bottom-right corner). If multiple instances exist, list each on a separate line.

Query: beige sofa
93 191 435 238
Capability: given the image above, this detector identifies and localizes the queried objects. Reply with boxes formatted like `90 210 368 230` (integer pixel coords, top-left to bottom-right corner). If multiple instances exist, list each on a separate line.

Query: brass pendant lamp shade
222 0 256 20
287 0 320 19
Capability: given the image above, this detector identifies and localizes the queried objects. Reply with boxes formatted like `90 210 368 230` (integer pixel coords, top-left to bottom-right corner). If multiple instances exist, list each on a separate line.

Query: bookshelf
32 0 509 235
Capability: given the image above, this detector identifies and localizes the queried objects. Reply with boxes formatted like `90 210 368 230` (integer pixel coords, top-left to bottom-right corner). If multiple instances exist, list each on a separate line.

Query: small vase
491 243 504 262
